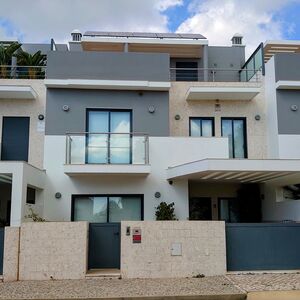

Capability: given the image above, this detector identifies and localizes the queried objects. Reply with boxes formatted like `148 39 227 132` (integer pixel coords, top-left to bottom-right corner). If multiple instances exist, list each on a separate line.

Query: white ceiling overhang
167 159 300 183
0 85 37 99
186 86 260 101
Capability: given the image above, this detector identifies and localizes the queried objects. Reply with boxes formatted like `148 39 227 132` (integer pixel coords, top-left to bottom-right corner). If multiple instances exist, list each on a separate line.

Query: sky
0 0 300 57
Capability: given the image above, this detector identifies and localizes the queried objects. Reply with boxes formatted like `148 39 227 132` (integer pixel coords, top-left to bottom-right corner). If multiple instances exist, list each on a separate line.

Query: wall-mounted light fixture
255 114 261 121
148 105 155 113
175 114 181 120
55 192 62 199
155 192 161 199
62 105 70 112
38 114 45 121
291 105 298 112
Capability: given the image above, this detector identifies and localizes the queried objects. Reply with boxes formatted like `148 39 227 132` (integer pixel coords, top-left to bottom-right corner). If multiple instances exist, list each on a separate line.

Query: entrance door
189 197 212 220
89 223 120 269
218 198 240 223
72 195 143 269
1 117 30 161
86 110 132 164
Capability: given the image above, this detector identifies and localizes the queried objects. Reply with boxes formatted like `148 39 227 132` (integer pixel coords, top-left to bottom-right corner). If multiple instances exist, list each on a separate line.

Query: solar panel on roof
83 31 207 39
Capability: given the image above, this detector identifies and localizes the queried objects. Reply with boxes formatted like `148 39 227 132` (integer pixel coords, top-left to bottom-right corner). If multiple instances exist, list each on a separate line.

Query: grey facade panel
275 53 300 81
45 89 169 136
277 90 300 134
46 52 170 81
207 46 245 81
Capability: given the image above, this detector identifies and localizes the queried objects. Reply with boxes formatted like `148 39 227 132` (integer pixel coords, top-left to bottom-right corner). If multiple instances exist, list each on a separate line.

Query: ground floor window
72 195 143 222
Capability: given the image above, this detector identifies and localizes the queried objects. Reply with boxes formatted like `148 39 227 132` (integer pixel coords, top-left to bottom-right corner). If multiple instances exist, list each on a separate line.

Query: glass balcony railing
66 132 149 165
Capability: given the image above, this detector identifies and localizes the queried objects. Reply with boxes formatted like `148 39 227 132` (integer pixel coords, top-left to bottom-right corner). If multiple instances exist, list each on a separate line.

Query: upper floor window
87 109 132 164
189 117 214 137
221 118 247 158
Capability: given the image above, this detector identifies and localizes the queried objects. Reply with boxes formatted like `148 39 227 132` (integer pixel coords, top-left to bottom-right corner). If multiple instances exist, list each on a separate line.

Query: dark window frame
85 109 133 164
71 194 144 223
221 117 248 158
26 186 36 204
189 117 215 137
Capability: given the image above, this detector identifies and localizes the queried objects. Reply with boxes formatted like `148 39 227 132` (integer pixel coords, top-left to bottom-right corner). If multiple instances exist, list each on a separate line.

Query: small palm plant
0 42 21 78
14 50 46 79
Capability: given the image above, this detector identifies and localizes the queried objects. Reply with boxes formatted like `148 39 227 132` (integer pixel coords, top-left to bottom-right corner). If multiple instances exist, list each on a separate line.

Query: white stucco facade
42 135 229 221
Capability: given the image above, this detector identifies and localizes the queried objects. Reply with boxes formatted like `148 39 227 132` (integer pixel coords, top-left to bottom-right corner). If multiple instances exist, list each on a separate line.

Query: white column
10 166 26 227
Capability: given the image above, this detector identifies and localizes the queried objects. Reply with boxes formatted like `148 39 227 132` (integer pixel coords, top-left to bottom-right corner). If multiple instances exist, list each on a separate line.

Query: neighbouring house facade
1 32 300 280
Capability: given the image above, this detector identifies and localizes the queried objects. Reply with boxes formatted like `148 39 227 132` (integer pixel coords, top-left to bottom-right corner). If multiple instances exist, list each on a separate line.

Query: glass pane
88 111 109 163
222 120 233 158
254 49 263 72
219 199 230 222
110 147 130 164
109 197 142 222
88 111 109 132
190 119 201 136
69 135 85 164
87 134 108 163
132 136 146 164
233 120 245 158
110 112 130 133
201 120 213 137
73 197 107 222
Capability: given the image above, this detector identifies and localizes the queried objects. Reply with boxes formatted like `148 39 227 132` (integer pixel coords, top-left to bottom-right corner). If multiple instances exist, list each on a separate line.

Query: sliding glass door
221 118 247 158
72 195 143 222
87 110 132 164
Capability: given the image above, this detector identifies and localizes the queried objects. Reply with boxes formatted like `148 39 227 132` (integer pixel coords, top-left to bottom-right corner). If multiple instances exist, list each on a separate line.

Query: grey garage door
0 228 4 275
226 223 300 271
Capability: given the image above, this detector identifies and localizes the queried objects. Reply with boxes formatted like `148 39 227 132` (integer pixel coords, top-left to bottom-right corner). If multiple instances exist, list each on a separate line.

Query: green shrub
155 202 177 220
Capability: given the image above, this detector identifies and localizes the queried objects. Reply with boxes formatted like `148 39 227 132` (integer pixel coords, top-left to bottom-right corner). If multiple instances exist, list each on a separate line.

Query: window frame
189 117 215 137
221 117 248 158
85 109 133 164
71 194 144 222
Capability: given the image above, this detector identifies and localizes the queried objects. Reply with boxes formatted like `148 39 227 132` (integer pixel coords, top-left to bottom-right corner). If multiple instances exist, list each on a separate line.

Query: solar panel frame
84 31 207 40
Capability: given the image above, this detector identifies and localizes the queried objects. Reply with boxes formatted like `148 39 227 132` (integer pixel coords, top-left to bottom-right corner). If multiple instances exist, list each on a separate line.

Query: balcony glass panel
66 133 148 165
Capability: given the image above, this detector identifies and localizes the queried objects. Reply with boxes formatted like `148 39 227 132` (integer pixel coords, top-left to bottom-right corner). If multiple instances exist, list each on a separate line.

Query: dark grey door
226 223 300 271
0 228 4 275
1 117 30 161
88 223 120 269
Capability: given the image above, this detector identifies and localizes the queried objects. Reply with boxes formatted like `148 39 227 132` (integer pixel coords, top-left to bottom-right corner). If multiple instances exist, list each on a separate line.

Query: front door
1 117 30 161
72 195 143 269
88 223 120 269
189 197 212 220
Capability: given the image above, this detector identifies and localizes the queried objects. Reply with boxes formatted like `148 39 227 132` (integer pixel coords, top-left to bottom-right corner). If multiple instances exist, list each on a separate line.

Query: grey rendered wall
275 54 300 134
46 51 169 81
207 46 245 81
275 53 300 81
45 89 169 136
277 90 300 134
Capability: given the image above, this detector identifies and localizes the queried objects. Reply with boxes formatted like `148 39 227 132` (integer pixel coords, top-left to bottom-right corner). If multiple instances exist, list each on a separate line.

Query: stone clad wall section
18 222 88 280
3 227 20 282
121 221 226 278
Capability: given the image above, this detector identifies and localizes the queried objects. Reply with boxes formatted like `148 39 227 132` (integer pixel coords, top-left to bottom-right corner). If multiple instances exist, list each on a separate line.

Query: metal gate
0 228 4 275
226 223 300 271
88 223 120 269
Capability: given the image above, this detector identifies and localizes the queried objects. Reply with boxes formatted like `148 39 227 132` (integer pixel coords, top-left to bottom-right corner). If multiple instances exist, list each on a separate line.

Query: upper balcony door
221 118 247 158
86 109 132 164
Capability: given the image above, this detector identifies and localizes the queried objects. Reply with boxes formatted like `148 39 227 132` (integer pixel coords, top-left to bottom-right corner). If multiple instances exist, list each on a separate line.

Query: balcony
64 132 150 176
170 67 262 82
0 65 46 79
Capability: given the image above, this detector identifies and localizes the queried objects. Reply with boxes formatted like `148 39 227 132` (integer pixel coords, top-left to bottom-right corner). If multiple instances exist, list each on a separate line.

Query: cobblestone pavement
0 276 244 299
227 273 300 292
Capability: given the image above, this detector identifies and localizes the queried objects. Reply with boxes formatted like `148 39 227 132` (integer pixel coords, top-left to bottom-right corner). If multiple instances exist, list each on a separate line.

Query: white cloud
177 0 300 57
0 0 182 43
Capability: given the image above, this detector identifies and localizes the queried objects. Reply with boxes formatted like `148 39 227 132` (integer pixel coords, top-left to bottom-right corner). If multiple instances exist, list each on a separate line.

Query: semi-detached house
0 31 300 280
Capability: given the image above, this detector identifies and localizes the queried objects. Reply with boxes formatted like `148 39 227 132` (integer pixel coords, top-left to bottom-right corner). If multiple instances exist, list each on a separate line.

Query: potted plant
155 202 177 220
